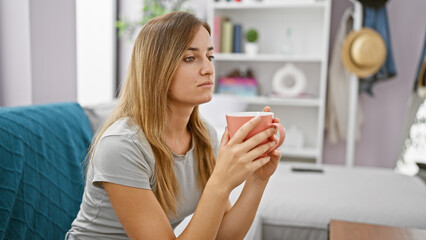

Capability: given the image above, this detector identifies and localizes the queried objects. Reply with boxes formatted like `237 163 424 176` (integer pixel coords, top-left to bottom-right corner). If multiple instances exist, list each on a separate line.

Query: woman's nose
200 58 214 76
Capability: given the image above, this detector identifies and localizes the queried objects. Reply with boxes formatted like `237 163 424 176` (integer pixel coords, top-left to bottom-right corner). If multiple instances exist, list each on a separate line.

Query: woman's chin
200 94 213 104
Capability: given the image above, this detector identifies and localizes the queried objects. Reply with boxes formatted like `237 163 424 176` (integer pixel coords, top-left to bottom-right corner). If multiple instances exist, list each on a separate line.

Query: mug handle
268 123 285 153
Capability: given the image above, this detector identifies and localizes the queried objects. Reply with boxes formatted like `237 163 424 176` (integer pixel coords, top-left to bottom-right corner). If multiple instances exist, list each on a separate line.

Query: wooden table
329 219 426 240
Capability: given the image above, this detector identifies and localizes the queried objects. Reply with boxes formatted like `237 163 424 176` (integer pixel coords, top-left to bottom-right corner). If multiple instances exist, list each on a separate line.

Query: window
76 0 116 105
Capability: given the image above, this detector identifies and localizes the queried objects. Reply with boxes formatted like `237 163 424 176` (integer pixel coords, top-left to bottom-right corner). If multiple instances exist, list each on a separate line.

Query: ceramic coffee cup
226 112 285 153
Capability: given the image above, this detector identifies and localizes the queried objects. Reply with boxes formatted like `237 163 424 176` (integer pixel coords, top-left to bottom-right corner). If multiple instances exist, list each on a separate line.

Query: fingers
246 140 276 160
228 116 261 145
272 135 279 145
270 149 282 160
240 126 276 152
219 127 230 149
263 106 271 112
249 155 271 171
262 106 280 123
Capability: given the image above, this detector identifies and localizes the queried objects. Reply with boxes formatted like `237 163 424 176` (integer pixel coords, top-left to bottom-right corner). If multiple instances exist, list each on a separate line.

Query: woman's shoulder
102 117 142 140
100 117 153 154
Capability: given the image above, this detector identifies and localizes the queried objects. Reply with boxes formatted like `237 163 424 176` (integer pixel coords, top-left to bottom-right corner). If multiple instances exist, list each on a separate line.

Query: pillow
83 101 117 133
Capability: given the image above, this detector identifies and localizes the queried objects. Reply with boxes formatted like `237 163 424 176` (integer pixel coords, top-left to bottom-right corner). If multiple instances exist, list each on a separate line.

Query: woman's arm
215 177 267 240
215 149 281 240
103 178 230 240
104 116 277 240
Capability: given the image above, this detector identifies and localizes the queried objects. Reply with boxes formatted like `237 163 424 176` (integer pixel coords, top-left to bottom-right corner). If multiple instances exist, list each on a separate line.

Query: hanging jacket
359 5 397 96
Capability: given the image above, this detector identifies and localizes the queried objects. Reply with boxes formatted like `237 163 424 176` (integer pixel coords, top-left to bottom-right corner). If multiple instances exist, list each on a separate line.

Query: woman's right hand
210 116 277 194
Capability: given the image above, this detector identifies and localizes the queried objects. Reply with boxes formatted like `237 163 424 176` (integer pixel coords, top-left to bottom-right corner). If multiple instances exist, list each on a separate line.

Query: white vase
245 43 259 56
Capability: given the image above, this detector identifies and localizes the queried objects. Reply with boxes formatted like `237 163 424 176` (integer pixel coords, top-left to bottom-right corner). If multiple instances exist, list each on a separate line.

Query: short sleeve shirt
67 117 219 239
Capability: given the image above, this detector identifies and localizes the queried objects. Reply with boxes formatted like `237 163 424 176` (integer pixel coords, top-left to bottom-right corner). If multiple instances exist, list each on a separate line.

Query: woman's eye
184 56 195 63
208 55 215 61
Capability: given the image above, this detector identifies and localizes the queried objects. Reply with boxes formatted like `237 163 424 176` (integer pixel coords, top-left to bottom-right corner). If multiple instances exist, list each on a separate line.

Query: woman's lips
198 81 214 88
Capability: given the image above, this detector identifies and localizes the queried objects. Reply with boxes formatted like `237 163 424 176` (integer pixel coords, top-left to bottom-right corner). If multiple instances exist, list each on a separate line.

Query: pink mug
226 112 285 153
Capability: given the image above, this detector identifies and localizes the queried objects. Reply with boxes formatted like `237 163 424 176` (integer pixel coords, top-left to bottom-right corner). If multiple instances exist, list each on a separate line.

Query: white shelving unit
204 0 332 164
212 1 327 9
215 53 323 62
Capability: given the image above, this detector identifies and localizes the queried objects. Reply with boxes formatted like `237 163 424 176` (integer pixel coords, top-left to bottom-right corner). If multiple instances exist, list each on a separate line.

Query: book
213 16 222 53
218 77 258 96
233 24 242 53
221 19 233 53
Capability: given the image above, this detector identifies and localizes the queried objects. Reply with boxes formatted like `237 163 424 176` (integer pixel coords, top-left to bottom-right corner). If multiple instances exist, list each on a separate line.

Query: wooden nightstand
329 219 426 240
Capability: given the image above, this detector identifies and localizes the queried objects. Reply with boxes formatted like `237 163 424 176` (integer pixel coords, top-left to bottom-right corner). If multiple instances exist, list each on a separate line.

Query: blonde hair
87 12 216 217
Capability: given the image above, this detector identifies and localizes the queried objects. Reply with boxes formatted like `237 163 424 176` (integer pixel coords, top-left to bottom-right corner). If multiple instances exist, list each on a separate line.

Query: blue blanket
0 102 93 240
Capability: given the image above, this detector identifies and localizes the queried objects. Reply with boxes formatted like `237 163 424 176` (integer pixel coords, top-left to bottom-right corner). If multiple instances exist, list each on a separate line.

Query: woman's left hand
250 106 283 181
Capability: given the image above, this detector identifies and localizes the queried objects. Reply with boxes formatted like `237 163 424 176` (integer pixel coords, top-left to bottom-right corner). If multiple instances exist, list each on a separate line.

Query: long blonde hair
88 12 216 217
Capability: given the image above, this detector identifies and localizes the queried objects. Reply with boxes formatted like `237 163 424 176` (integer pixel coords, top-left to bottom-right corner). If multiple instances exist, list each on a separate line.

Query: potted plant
245 28 259 56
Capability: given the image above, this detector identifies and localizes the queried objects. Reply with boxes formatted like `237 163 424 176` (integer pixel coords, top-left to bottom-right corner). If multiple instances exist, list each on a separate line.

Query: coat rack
346 0 363 167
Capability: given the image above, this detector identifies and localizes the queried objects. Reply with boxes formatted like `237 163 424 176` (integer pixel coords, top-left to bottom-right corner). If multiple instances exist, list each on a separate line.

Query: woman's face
168 26 215 108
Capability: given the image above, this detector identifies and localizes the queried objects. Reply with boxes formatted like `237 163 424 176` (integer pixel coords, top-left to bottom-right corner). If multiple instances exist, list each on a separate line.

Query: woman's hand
250 106 284 182
251 148 281 182
210 116 277 194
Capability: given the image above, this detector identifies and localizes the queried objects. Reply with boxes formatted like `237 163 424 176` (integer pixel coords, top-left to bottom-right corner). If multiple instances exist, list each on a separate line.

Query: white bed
175 162 426 240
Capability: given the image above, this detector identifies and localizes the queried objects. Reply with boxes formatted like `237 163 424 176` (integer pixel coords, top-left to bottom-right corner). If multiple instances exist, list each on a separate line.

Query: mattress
246 162 426 240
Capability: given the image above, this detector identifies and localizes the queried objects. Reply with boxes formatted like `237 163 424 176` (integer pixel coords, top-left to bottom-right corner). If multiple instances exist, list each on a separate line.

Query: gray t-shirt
67 117 219 239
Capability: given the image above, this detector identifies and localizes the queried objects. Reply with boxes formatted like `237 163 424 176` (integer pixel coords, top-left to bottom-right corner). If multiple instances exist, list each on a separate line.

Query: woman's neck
166 105 193 155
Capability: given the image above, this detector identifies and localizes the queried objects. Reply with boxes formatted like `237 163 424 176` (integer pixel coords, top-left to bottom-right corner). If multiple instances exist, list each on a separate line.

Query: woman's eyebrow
187 47 214 51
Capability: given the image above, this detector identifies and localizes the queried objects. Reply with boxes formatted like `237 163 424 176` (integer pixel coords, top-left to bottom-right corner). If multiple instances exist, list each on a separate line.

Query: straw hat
341 28 387 78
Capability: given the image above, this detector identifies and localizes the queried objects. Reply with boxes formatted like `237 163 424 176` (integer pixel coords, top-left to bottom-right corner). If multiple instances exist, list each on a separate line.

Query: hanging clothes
358 0 388 9
325 7 364 144
359 4 397 96
414 31 426 98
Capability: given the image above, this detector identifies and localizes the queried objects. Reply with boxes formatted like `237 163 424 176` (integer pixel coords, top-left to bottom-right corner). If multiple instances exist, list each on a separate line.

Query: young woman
67 11 283 240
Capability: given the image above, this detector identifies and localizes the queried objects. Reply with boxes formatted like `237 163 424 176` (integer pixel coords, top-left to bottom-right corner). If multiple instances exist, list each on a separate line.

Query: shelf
214 94 320 107
209 0 331 165
213 1 326 10
214 53 324 62
280 146 318 158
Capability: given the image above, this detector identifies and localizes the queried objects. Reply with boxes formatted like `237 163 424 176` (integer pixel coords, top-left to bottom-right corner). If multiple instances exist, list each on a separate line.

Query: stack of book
213 16 243 53
217 77 258 96
214 0 243 3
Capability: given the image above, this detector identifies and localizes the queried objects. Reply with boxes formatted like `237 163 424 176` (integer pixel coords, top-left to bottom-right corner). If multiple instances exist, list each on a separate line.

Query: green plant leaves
116 0 191 40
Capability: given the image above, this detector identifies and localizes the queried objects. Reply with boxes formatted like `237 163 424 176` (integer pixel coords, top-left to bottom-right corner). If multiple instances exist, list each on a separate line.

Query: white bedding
175 162 426 239
256 162 426 240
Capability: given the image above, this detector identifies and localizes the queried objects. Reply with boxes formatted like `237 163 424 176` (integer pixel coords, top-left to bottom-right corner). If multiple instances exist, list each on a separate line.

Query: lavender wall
29 0 77 105
323 0 426 168
0 0 77 107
